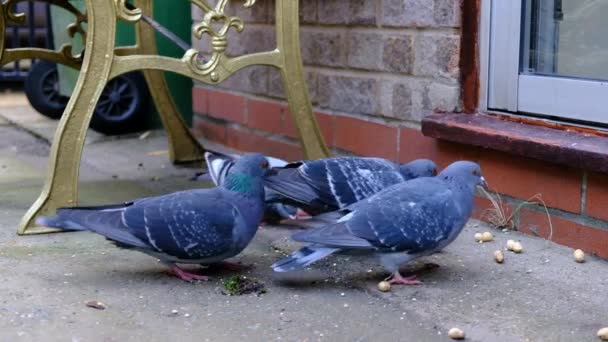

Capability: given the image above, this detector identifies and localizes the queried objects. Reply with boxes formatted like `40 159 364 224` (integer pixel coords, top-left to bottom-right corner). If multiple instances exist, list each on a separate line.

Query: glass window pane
521 0 608 81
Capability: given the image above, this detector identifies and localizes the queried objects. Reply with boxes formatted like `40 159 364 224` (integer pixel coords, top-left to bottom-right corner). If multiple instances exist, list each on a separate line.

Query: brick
392 83 413 117
299 0 318 24
207 91 246 124
192 86 209 114
585 172 608 221
380 79 426 121
284 111 335 146
247 99 288 134
434 0 462 27
318 0 376 26
268 69 318 103
193 116 227 144
268 0 318 24
247 97 334 148
334 115 398 160
226 126 304 161
317 73 379 115
423 82 461 113
382 0 461 27
383 0 434 27
414 34 460 79
347 33 414 73
301 29 345 67
226 26 275 57
383 35 415 73
347 33 384 71
518 209 608 258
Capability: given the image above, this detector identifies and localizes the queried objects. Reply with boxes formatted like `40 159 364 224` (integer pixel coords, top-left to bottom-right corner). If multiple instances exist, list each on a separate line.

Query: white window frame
480 0 608 125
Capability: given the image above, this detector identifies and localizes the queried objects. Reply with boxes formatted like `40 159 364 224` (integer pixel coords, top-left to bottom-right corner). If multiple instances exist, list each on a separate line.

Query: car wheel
89 71 151 135
24 60 69 119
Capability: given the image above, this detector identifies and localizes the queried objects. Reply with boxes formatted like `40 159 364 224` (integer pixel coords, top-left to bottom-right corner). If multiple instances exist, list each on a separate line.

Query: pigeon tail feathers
36 215 87 231
36 208 148 249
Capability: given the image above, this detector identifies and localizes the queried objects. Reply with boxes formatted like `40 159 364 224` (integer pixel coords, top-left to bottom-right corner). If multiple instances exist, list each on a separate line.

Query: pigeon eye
472 169 479 176
260 161 269 169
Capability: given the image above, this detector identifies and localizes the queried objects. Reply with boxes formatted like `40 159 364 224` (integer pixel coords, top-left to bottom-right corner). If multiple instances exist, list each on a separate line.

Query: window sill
421 113 608 173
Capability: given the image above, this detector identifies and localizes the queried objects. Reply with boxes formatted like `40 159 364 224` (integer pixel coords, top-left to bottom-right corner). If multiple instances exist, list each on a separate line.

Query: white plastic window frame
480 0 608 125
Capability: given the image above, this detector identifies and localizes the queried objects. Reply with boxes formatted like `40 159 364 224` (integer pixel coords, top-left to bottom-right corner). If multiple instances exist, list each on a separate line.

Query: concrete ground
0 91 607 341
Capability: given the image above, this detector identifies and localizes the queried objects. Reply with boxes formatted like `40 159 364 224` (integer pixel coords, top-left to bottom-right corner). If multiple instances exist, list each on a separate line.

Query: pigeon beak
479 176 489 190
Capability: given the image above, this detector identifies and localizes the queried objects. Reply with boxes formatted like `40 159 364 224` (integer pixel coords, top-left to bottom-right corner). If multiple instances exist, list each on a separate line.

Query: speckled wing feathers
265 158 406 212
292 179 459 253
123 189 237 260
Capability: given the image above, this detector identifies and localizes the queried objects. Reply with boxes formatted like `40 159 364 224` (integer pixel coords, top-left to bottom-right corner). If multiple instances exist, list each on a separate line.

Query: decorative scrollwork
2 0 26 24
59 43 83 65
188 0 256 78
0 0 86 67
2 0 85 25
115 0 142 23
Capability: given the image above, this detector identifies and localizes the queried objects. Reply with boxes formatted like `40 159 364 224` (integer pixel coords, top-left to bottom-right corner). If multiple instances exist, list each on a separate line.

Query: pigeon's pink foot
295 209 312 219
169 265 209 282
385 272 422 285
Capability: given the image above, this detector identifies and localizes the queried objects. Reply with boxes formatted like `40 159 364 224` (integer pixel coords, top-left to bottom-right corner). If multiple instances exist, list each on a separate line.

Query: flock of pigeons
37 151 487 286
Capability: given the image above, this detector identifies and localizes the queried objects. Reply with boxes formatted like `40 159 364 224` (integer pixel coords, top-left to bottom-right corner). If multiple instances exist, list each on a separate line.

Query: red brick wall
191 1 608 258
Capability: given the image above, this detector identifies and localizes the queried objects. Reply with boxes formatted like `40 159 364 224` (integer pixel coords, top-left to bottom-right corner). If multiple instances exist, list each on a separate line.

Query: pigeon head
439 161 487 192
224 153 268 196
398 159 438 180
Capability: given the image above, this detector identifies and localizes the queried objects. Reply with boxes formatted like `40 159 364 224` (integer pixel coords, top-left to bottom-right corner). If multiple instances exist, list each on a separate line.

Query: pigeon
271 161 487 286
264 157 438 215
195 151 302 224
36 153 269 282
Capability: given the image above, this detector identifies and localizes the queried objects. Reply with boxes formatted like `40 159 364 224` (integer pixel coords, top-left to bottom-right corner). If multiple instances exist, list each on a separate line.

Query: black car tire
89 71 150 135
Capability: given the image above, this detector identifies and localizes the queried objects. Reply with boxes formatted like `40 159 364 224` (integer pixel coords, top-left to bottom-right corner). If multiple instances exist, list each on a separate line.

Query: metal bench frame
0 0 330 234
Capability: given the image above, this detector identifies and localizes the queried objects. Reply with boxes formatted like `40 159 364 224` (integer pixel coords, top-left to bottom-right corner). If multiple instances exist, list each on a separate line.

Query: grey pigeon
196 151 302 224
271 161 487 285
264 157 437 215
36 153 269 282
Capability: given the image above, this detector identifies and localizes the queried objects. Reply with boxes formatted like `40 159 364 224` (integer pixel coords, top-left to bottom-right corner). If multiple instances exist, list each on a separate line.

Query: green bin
51 1 193 129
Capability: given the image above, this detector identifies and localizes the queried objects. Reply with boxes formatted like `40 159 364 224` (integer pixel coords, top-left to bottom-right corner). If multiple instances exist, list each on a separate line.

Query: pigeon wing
264 163 336 213
350 181 459 252
265 158 400 209
293 179 460 253
123 189 238 260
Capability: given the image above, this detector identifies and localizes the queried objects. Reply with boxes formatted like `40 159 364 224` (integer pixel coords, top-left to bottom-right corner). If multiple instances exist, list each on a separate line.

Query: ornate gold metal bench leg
134 0 205 164
275 0 330 160
18 0 117 234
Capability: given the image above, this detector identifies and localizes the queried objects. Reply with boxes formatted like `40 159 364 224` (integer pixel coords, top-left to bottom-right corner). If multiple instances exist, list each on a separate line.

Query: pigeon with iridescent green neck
37 153 269 282
197 151 302 224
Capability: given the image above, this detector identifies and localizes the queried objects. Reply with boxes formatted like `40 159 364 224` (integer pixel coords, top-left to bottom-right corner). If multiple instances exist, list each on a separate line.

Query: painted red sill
421 112 608 173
